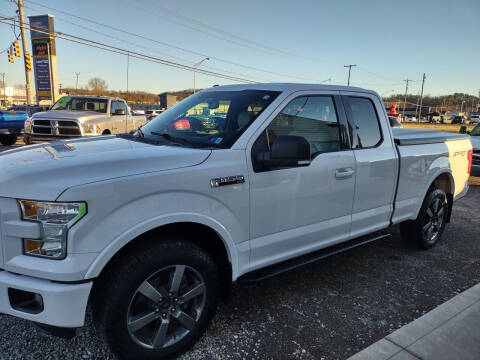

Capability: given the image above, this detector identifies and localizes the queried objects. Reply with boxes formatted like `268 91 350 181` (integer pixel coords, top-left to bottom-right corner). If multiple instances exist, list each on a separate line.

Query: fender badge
210 175 245 188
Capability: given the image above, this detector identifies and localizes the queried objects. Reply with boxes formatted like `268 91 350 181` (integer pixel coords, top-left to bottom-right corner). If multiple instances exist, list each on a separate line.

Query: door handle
335 167 355 180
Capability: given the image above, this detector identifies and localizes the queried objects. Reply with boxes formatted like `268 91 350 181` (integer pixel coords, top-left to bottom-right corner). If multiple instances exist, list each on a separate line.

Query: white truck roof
202 83 378 96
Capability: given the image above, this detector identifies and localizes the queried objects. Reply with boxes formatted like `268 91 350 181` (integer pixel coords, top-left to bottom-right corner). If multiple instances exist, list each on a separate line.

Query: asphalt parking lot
1 141 479 360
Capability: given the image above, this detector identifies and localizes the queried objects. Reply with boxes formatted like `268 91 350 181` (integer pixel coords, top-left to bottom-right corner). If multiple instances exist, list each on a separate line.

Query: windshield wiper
150 131 192 147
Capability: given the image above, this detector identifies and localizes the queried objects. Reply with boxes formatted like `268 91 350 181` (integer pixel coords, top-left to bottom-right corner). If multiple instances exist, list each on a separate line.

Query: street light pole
193 57 209 94
75 72 80 91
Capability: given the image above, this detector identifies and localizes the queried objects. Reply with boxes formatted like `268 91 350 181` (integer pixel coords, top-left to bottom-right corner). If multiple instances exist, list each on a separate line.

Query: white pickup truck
23 95 147 144
0 84 473 359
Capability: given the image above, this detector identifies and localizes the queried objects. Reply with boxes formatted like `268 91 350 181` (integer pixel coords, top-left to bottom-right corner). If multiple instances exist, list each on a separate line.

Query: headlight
24 119 32 133
81 123 100 135
18 200 87 259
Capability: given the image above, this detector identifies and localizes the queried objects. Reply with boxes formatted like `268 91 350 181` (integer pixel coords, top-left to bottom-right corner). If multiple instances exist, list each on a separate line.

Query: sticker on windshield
58 97 70 103
263 95 271 100
209 137 223 144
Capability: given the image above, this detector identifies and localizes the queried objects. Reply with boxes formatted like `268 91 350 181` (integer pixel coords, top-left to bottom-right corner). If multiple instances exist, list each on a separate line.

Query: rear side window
347 97 382 148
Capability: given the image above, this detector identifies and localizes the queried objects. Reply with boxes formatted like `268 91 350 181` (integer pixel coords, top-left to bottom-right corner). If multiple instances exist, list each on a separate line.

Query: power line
23 0 328 82
134 0 309 59
0 17 258 84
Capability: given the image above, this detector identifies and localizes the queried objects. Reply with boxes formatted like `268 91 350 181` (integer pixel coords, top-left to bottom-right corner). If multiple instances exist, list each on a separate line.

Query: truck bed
392 128 470 146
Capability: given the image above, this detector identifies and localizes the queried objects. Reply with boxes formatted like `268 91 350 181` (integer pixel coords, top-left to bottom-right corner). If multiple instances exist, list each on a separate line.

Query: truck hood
32 110 105 122
0 136 211 200
470 135 480 150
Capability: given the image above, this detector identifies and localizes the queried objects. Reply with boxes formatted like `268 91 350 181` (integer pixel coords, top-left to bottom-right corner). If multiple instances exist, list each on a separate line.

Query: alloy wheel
423 198 445 244
126 265 206 349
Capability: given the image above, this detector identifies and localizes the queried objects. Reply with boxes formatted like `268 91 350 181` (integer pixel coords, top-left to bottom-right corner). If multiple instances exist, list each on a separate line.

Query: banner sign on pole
28 14 58 102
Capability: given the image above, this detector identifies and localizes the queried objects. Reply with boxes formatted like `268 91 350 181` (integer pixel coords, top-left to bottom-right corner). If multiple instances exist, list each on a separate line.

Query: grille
32 119 81 137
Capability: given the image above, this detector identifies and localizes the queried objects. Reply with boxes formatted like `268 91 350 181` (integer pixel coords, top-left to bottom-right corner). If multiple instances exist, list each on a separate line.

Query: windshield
471 124 480 136
50 97 108 113
139 90 280 148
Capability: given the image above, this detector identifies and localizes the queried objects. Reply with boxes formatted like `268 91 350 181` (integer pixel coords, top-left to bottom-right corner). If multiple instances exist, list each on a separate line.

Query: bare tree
87 77 108 94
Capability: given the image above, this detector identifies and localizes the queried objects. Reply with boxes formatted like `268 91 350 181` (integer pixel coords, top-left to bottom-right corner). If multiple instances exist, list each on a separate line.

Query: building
158 92 177 109
0 87 27 108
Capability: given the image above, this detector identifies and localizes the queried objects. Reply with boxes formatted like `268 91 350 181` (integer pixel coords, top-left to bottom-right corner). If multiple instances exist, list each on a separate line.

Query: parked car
428 112 442 123
0 108 28 146
23 96 148 144
469 113 480 124
0 105 49 146
131 109 145 116
460 123 480 176
9 104 49 117
0 84 473 360
145 109 163 121
451 115 465 124
388 116 402 128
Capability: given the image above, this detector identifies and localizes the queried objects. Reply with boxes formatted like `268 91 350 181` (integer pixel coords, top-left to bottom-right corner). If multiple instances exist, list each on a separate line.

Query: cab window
265 96 341 157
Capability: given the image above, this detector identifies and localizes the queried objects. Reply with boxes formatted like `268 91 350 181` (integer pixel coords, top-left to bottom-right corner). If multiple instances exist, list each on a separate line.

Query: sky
0 0 479 97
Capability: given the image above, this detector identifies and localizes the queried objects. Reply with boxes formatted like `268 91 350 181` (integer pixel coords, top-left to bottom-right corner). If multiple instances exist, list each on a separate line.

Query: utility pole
402 79 411 120
460 93 465 114
75 72 80 90
1 73 5 107
126 53 130 101
17 0 34 104
417 73 426 122
344 64 357 86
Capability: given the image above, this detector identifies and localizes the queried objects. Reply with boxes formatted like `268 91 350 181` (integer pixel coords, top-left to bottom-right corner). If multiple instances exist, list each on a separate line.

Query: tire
0 134 17 146
23 135 32 145
400 188 448 250
93 240 219 360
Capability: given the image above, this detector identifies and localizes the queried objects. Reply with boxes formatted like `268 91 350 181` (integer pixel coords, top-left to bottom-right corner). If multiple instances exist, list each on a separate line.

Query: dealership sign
28 14 58 101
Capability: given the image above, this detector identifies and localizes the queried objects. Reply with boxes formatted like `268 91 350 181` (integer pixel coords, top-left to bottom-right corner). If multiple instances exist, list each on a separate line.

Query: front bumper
472 164 480 178
0 270 92 327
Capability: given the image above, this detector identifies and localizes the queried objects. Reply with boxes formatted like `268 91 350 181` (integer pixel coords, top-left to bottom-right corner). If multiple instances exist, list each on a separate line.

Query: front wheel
0 134 17 146
93 240 219 360
400 188 448 249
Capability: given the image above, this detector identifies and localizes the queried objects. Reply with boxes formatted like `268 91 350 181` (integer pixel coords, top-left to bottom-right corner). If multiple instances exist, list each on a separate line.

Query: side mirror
114 109 126 115
459 125 467 134
258 135 311 168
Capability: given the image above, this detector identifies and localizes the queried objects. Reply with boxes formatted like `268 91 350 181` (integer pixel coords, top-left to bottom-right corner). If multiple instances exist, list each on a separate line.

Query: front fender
83 213 239 280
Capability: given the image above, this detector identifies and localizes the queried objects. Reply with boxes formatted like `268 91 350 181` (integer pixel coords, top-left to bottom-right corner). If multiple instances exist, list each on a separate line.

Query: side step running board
238 232 391 284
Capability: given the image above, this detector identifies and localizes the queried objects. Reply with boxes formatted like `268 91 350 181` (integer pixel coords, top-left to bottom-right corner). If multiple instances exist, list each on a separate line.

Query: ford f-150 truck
0 84 473 359
23 95 147 144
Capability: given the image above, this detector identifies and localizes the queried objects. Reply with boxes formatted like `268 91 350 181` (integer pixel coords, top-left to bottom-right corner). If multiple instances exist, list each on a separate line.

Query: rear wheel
93 240 219 360
0 134 17 146
400 188 448 249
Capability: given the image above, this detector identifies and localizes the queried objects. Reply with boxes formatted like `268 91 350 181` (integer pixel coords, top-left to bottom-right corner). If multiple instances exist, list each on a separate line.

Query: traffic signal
7 48 14 63
24 53 32 71
13 40 21 57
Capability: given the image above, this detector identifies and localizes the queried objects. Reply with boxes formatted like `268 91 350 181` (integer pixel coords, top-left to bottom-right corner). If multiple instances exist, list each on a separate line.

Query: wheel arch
416 170 454 221
86 216 237 301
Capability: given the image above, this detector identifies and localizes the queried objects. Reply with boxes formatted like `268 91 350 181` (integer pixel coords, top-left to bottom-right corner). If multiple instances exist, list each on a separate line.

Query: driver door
247 92 356 271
